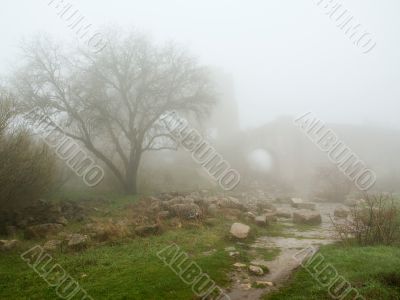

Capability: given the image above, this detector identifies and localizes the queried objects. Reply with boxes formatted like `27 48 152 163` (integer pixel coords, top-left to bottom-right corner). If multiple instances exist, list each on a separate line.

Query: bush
332 193 400 246
0 97 56 233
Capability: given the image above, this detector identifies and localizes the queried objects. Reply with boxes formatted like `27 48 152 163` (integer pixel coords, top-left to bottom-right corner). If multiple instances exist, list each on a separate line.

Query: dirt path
225 203 338 300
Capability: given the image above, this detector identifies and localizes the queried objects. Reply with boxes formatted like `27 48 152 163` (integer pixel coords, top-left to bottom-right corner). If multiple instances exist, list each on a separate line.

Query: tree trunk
124 153 141 195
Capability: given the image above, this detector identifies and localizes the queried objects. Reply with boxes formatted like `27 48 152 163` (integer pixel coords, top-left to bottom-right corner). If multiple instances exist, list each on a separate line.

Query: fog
1 0 400 129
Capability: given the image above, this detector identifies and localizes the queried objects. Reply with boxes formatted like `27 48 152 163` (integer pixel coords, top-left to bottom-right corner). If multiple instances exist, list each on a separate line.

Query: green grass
265 244 400 300
0 221 234 300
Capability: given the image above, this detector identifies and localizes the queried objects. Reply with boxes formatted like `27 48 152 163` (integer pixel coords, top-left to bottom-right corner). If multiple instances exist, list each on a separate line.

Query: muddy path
225 203 339 300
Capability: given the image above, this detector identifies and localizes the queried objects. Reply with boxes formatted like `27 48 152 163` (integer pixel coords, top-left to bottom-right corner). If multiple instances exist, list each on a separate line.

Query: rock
233 263 247 268
244 212 256 221
290 198 304 208
230 223 250 239
219 196 246 211
255 215 268 226
255 281 273 287
293 210 322 225
135 224 160 237
264 213 277 223
55 216 68 226
229 251 240 257
240 283 252 290
207 204 219 216
43 240 62 251
249 265 264 276
67 234 89 250
202 249 217 256
334 206 350 218
276 209 292 218
24 223 64 239
0 240 19 251
225 246 236 252
169 204 202 220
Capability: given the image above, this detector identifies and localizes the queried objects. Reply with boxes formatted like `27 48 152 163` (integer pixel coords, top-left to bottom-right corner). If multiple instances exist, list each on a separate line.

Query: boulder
24 223 64 239
0 239 19 251
207 204 219 216
249 265 264 276
169 203 202 220
255 215 268 226
43 239 62 251
67 234 89 250
276 209 292 218
290 198 304 208
135 224 160 237
334 206 350 218
293 210 322 225
218 196 246 211
264 213 277 223
230 223 250 239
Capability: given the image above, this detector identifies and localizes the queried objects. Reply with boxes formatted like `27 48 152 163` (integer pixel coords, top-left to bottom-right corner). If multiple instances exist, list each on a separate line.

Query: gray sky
1 0 399 129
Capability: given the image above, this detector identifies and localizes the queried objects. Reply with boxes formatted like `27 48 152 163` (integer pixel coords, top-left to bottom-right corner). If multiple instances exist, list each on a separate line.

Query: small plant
331 193 400 246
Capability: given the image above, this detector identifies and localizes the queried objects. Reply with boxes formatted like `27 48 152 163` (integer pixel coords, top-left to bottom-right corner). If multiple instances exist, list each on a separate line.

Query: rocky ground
0 190 357 299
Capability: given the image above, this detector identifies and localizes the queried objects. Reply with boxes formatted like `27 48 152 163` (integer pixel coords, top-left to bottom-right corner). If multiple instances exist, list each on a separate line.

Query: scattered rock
43 240 62 251
240 283 252 290
169 203 202 220
225 246 236 252
233 263 247 268
244 212 256 221
334 206 350 218
290 198 304 208
264 213 277 223
24 223 64 239
293 210 322 225
230 223 250 239
67 234 89 250
135 224 160 237
255 281 273 287
0 240 19 251
276 209 292 218
207 204 219 216
229 251 240 257
202 249 217 256
249 265 264 276
255 215 268 226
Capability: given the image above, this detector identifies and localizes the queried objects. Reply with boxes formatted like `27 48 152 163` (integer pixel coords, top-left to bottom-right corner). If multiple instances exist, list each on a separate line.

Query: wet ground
225 202 339 300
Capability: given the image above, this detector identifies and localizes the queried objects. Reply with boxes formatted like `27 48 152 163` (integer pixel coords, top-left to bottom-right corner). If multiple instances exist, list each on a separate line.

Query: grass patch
265 244 400 300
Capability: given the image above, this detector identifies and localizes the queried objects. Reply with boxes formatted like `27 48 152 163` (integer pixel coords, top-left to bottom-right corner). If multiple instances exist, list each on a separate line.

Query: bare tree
13 31 216 194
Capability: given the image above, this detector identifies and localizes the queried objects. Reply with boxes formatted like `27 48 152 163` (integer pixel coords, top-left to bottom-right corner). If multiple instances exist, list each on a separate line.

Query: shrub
0 97 56 233
332 193 400 246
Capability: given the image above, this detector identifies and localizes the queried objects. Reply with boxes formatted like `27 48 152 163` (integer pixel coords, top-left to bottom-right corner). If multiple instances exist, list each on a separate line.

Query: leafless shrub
0 96 56 233
331 193 400 246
